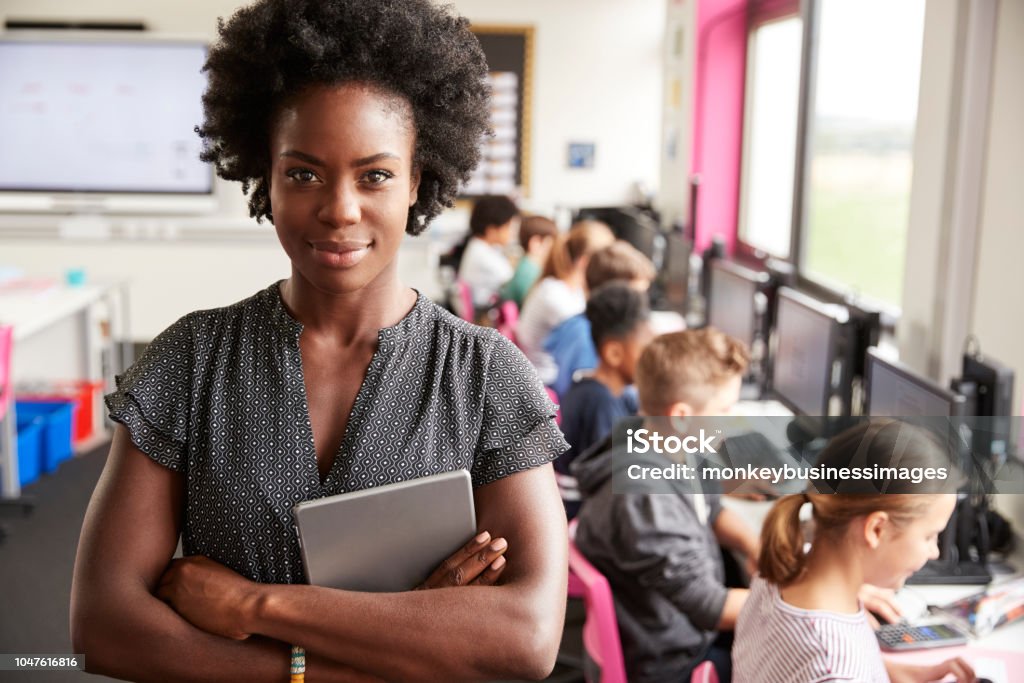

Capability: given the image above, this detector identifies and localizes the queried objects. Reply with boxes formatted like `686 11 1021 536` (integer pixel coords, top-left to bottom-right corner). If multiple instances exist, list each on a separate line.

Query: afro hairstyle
196 0 492 235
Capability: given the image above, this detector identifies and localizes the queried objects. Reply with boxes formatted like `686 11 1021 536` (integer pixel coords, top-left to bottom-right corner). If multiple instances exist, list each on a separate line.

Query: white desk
0 281 130 498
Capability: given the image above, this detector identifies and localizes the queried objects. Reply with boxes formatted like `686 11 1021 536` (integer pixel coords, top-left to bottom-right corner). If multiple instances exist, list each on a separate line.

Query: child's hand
859 583 902 628
885 657 977 683
918 656 976 682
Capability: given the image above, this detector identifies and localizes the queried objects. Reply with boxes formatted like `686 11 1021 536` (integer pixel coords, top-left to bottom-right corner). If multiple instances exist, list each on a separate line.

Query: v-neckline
270 282 424 494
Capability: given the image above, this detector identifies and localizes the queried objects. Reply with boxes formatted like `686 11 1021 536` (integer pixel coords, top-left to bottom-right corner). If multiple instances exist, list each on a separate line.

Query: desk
0 281 130 498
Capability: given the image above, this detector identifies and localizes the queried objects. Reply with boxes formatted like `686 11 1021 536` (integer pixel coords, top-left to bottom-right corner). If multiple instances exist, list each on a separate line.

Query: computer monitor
960 352 1016 462
652 231 691 315
574 206 659 260
706 259 769 351
0 33 214 214
770 287 851 417
864 349 992 584
864 348 967 418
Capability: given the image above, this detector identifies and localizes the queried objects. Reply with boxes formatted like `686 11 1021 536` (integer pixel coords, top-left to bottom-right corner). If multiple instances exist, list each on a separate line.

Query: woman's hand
859 583 903 628
416 531 508 589
157 555 261 640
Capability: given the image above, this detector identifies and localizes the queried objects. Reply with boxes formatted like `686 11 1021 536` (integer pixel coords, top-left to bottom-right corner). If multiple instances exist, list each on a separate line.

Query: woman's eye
286 168 319 183
364 170 394 185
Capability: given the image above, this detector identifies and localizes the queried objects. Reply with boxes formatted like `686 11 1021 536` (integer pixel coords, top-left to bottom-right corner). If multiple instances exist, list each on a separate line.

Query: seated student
571 328 760 683
517 220 615 384
556 282 654 517
457 194 518 310
545 240 657 398
501 215 558 308
733 419 977 683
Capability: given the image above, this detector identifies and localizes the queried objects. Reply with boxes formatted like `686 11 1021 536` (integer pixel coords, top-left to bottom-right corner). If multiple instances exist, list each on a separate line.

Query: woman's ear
862 511 890 549
409 165 422 206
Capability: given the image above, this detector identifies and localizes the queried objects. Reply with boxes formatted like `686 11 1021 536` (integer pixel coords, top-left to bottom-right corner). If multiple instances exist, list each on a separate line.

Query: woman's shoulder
419 294 511 354
158 283 288 336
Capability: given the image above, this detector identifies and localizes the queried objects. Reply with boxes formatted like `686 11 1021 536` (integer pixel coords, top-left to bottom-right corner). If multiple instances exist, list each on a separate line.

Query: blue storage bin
15 416 43 487
15 400 75 473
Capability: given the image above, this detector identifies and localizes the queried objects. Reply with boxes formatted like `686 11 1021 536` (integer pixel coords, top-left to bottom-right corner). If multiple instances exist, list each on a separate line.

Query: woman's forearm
72 586 379 683
249 579 561 681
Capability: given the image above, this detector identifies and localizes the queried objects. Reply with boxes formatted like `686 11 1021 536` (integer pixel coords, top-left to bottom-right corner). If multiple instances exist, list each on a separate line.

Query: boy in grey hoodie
571 329 759 683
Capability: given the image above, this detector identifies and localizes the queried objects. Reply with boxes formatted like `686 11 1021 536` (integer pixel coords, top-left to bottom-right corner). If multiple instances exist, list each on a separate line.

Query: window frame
734 0 802 268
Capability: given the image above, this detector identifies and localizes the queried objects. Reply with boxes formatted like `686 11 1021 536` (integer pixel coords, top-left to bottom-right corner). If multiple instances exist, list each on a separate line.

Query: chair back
495 300 519 344
454 280 475 322
0 325 12 422
567 519 628 683
544 386 562 427
690 661 719 683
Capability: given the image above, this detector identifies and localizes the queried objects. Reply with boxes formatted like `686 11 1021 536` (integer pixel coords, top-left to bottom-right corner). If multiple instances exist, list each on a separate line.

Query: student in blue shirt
556 282 654 515
544 240 656 398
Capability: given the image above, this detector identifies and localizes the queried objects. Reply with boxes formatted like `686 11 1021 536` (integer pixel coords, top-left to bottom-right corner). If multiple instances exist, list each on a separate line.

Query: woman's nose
317 182 361 226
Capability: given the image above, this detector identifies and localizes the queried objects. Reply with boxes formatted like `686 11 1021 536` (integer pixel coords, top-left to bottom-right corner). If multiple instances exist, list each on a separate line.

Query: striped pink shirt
733 577 890 682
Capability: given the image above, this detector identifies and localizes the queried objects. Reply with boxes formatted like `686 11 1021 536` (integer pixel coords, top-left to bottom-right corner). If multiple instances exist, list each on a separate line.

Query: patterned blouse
106 282 567 584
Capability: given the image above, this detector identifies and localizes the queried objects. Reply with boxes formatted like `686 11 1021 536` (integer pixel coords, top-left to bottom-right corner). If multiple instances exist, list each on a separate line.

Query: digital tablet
293 469 477 592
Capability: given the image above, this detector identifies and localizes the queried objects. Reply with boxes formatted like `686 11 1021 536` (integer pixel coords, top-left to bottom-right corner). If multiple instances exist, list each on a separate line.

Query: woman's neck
779 541 863 615
280 269 416 345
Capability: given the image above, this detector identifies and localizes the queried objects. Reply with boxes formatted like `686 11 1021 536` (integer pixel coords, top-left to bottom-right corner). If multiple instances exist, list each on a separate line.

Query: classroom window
801 0 926 307
738 14 802 260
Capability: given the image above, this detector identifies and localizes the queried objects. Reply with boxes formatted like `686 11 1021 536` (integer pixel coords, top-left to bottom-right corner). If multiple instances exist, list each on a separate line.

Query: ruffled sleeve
471 333 569 487
105 314 195 472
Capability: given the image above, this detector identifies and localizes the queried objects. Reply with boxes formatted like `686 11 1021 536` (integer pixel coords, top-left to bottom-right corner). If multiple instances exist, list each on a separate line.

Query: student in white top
457 195 518 310
733 419 978 683
516 220 614 385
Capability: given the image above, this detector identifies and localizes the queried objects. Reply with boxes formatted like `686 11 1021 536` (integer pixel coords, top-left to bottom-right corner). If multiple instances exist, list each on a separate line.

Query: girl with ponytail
516 220 615 384
733 420 978 683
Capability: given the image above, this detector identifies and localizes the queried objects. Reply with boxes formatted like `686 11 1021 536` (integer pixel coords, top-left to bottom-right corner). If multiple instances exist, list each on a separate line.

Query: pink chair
690 661 719 683
454 280 475 322
544 386 562 427
0 325 11 422
567 519 627 683
495 300 519 344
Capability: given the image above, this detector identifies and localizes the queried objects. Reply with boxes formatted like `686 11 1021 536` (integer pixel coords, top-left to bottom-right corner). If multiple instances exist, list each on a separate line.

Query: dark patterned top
106 282 567 584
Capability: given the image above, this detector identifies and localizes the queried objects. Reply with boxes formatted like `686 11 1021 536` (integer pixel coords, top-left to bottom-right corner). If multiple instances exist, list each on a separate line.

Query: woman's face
268 83 420 295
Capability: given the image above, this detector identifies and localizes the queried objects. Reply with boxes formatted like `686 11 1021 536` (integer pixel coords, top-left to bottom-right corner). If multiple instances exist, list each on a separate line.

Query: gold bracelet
290 645 305 683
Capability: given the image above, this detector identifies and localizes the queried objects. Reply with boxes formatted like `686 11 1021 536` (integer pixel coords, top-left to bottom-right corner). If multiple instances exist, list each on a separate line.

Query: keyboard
906 559 993 585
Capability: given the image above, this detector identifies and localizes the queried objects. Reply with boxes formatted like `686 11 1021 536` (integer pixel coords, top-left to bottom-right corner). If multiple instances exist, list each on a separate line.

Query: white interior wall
968 0 1024 525
0 0 666 213
0 0 666 338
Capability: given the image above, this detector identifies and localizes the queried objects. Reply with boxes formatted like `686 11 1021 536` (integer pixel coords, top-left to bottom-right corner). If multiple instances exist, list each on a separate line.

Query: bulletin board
464 25 534 198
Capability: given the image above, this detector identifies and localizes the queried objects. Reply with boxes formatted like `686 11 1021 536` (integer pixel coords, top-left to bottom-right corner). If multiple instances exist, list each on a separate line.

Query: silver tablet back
294 469 476 592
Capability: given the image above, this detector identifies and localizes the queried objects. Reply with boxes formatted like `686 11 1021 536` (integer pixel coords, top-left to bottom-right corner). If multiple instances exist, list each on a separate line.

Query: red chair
690 661 719 683
567 519 627 683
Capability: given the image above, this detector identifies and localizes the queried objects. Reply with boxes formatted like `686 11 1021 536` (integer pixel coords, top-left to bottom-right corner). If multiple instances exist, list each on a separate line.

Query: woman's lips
309 240 371 268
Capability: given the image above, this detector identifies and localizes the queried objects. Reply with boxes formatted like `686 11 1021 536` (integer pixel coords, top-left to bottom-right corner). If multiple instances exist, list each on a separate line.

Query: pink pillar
690 0 748 254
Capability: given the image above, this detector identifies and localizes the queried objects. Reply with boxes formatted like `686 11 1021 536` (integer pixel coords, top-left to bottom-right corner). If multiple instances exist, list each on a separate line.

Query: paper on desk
970 657 1008 683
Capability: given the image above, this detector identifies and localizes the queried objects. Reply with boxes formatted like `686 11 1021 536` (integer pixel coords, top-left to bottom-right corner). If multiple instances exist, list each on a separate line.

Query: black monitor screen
658 232 691 312
707 261 760 349
772 288 843 416
575 206 657 259
865 349 966 417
